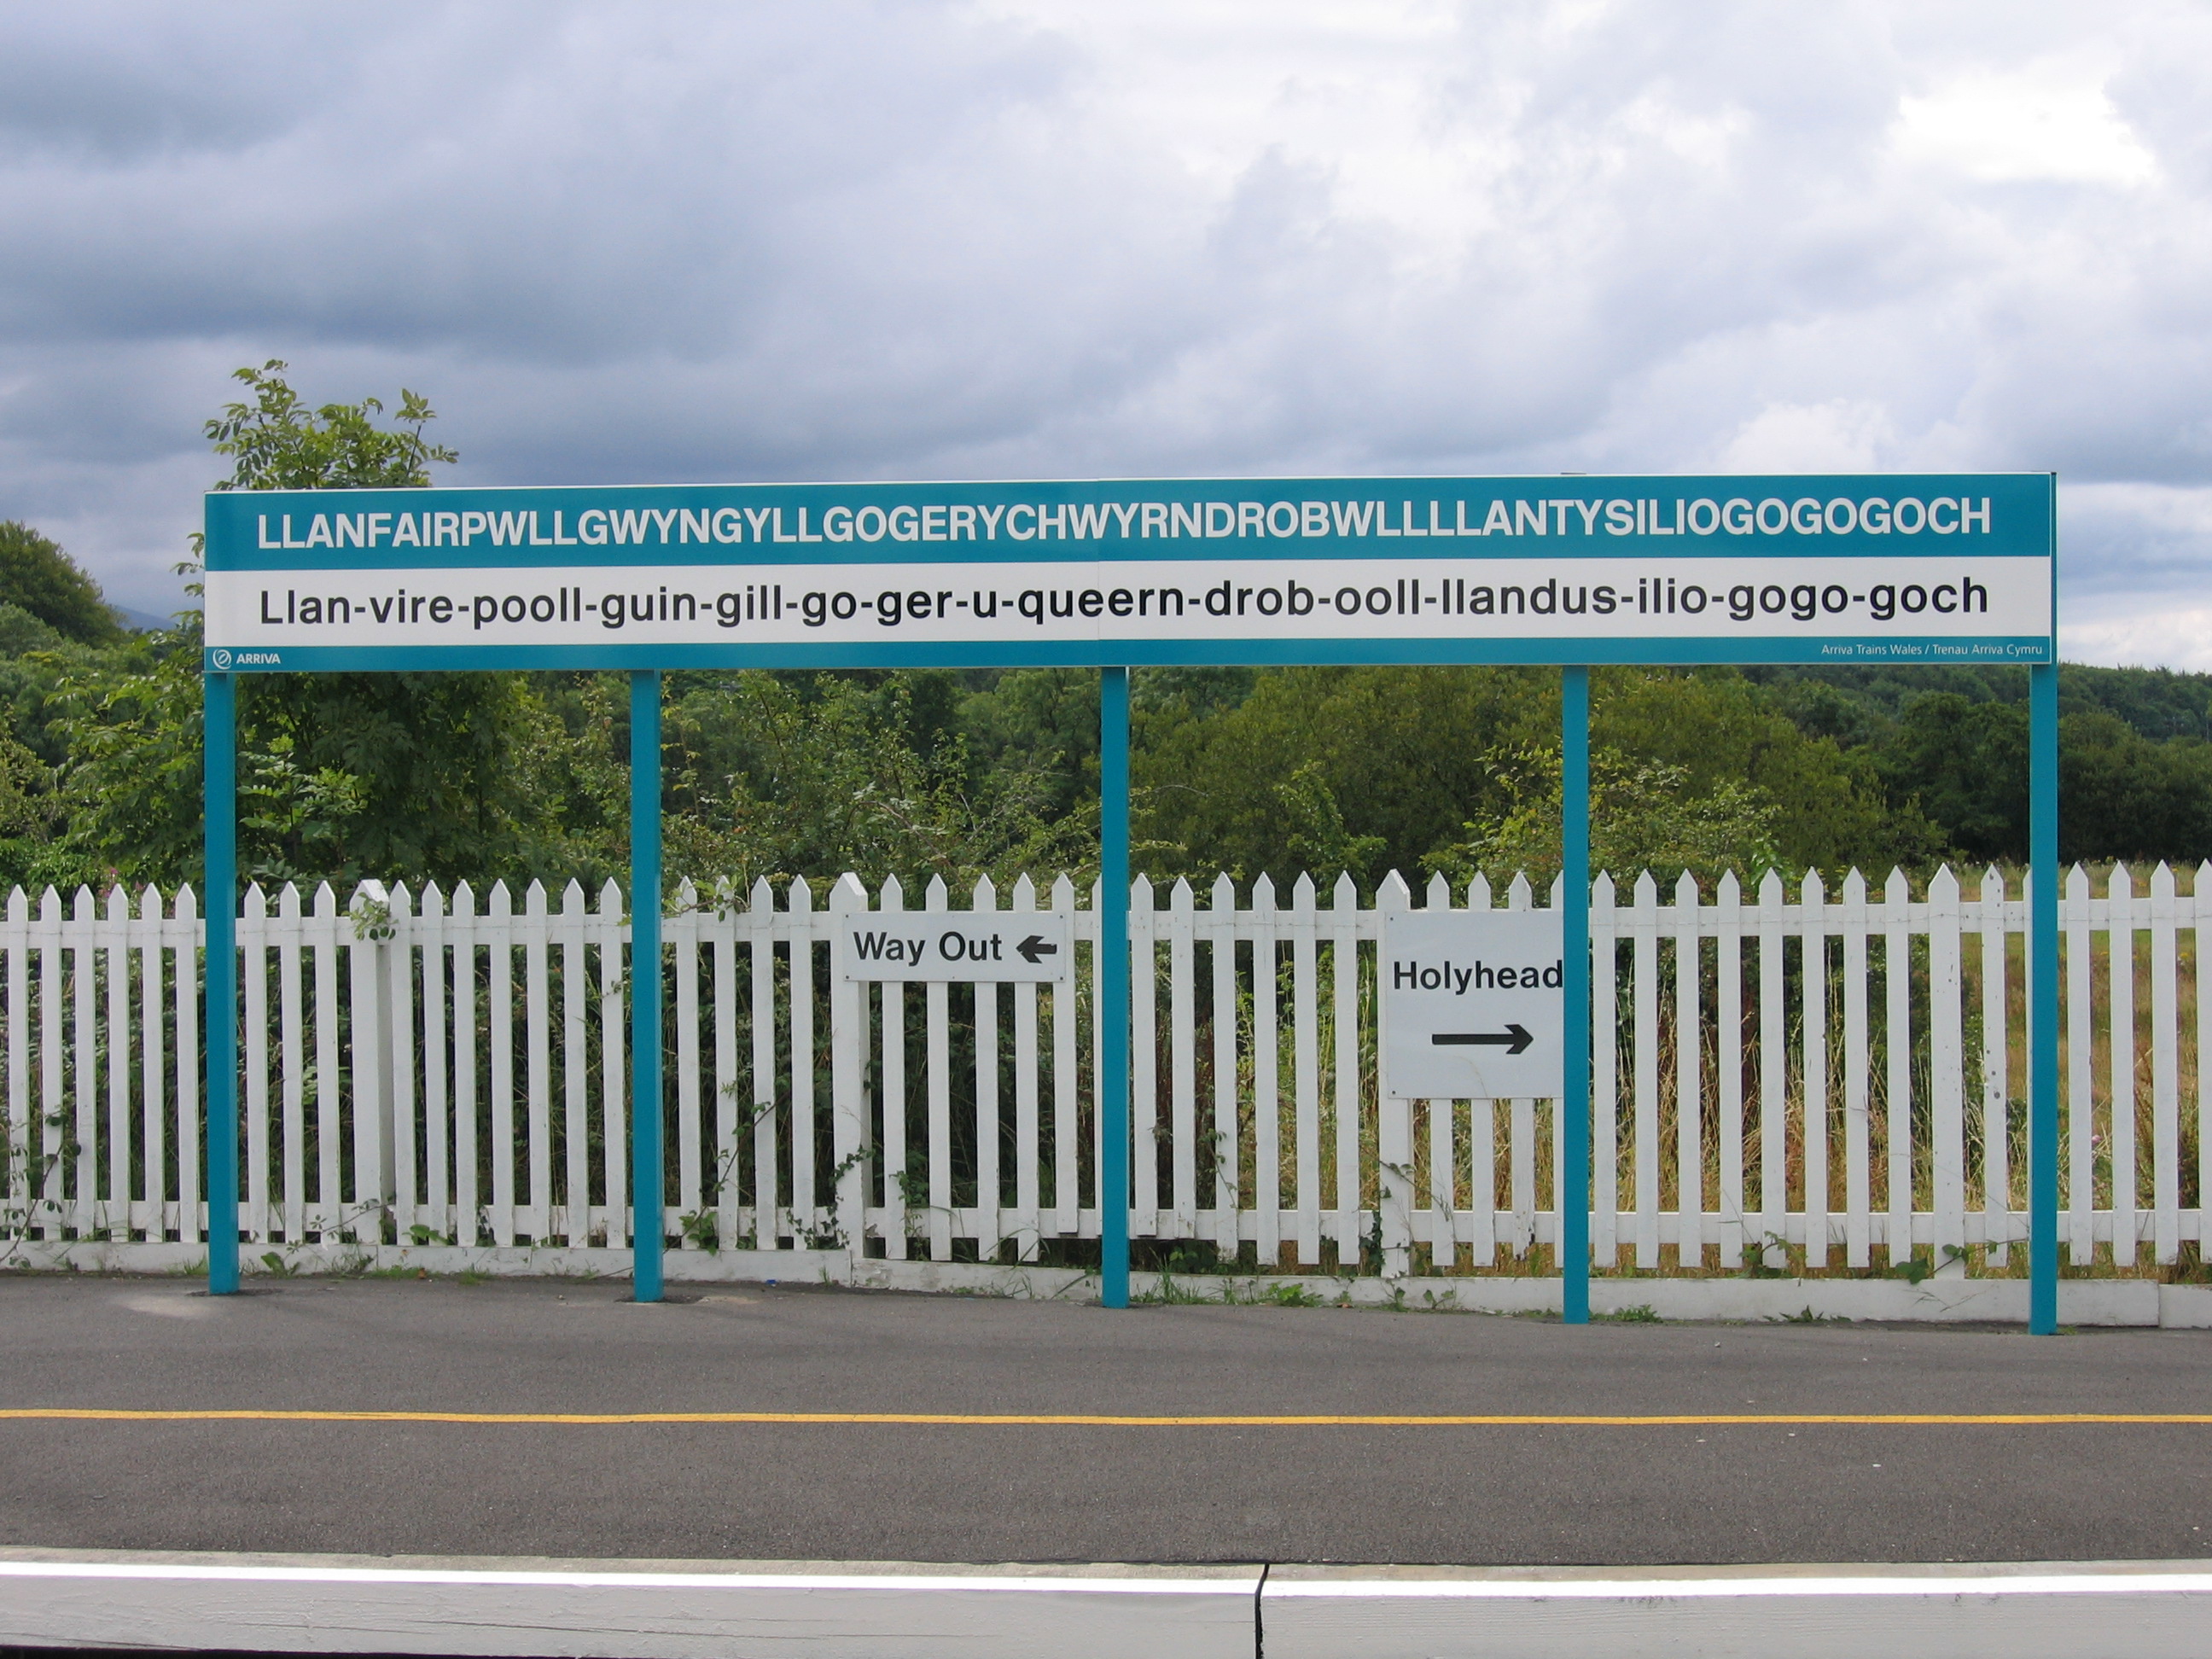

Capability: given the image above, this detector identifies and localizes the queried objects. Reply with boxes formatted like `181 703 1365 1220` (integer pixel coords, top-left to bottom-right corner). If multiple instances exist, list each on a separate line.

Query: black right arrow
1016 934 1059 964
1432 1024 1534 1056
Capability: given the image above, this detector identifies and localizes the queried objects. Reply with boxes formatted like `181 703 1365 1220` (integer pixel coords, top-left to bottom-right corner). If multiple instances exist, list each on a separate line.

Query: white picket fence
1 863 2205 1277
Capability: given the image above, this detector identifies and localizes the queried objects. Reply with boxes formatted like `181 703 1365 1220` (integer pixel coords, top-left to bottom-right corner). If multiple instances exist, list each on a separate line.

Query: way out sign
1382 911 1565 1100
838 912 1072 982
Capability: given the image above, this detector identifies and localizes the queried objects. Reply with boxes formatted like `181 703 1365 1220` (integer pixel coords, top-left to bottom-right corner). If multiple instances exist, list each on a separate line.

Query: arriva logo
210 649 232 670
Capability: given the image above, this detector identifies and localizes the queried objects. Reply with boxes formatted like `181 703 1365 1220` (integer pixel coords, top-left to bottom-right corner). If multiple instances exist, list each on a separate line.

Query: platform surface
1 1275 2208 1567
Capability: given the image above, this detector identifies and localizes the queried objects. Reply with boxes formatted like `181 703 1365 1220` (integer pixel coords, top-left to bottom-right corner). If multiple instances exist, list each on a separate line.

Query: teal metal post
1100 667 1132 1308
1561 667 1592 1324
204 672 239 1295
2029 662 2059 1333
631 671 665 1303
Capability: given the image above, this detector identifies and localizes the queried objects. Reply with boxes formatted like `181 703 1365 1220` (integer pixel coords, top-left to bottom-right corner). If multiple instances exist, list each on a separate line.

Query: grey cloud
0 0 2206 661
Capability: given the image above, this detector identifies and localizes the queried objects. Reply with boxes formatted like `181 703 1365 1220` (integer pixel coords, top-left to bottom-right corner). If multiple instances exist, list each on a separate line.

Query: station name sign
203 473 2055 671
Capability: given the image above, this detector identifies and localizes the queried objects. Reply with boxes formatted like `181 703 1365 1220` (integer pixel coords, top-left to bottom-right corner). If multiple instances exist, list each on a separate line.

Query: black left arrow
1431 1024 1534 1056
1016 934 1059 964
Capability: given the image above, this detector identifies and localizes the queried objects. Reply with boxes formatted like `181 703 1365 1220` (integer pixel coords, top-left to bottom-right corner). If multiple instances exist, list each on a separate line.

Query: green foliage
0 719 104 896
51 360 562 890
958 667 1103 824
2056 713 2212 864
1136 666 1555 888
204 360 456 492
1871 694 2212 864
1434 743 1782 890
1135 665 1938 891
1596 1303 1661 1323
0 603 65 658
44 622 207 885
659 670 1099 893
1874 693 2028 864
1593 669 1946 876
0 523 122 646
1749 661 2212 747
0 730 55 838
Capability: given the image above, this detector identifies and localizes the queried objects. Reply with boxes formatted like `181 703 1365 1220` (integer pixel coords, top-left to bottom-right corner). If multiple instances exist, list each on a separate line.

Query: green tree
54 362 569 890
1432 743 1784 891
656 670 1097 893
1872 693 2029 864
1594 668 1945 875
2054 712 2212 864
203 360 456 492
0 522 123 645
1132 664 1939 891
1135 665 1556 888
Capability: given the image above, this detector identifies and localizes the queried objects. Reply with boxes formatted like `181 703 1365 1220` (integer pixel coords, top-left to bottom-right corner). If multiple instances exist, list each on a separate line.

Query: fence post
347 880 395 1242
631 670 665 1303
203 672 239 1295
1100 666 1131 1308
1562 667 1591 1324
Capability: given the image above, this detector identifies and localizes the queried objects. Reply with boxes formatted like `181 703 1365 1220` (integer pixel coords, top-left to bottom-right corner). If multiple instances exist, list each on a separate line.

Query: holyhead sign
201 473 2054 670
1382 909 1567 1103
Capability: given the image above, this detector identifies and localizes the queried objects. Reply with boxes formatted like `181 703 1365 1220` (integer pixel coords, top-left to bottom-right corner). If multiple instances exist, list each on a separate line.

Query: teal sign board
204 473 2055 671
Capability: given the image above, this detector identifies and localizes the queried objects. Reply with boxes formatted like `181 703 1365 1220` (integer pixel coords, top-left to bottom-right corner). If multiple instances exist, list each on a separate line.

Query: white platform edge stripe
5 1560 2209 1601
1263 1574 2212 1600
0 1561 1256 1596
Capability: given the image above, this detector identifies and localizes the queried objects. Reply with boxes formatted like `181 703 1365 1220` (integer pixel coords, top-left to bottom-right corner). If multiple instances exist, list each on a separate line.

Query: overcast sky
2 2 2206 664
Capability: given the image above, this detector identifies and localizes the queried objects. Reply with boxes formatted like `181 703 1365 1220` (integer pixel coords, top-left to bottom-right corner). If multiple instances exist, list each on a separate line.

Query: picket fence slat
453 883 480 1247
1587 873 1614 1271
1980 867 2009 1263
1291 874 1319 1265
1052 874 1080 1240
1251 875 1283 1266
2151 864 2180 1264
2197 864 2212 1260
1505 874 1535 1260
919 876 951 1260
1930 868 1965 1273
1802 870 1830 1269
829 874 866 1259
392 885 420 1246
1631 873 1659 1268
1332 873 1364 1262
1375 870 1412 1277
747 876 772 1249
1011 876 1039 1256
5 889 26 1233
137 888 166 1241
2 863 2204 1279
2066 864 2093 1263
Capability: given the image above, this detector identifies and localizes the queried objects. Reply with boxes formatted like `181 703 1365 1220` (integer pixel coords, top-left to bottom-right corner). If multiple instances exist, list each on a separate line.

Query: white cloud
1893 57 2157 187
2062 606 2212 671
1719 401 1897 474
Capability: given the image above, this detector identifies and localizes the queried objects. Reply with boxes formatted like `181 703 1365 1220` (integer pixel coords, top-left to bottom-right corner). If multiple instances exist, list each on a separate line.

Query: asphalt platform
1 1275 2207 1567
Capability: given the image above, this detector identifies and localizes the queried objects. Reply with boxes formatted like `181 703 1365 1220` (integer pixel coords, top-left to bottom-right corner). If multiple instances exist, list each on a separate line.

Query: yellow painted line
1 1408 2209 1427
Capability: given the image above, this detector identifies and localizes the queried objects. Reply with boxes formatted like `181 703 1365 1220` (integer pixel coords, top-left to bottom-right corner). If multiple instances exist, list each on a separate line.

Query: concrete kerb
0 1550 1263 1659
1260 1560 2212 1659
5 1240 2210 1325
3 1550 2211 1659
